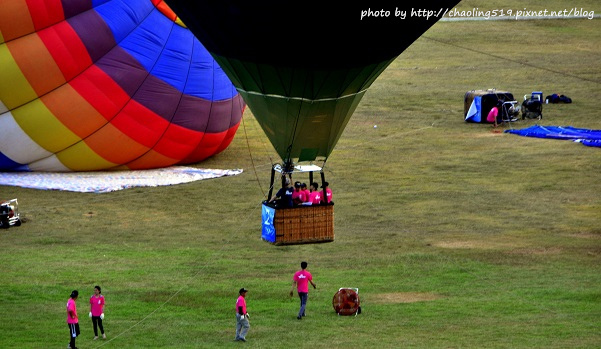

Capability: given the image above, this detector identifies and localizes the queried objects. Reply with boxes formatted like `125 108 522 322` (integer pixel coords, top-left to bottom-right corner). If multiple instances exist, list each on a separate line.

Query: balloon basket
262 204 334 245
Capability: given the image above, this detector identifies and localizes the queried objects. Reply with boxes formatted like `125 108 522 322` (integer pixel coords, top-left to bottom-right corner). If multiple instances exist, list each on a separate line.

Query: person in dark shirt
269 178 294 207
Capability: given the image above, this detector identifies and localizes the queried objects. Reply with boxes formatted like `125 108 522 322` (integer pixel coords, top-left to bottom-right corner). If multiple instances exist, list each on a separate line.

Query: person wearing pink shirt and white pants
235 288 250 342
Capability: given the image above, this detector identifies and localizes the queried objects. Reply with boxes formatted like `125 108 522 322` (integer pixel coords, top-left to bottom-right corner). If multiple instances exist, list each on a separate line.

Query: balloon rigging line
93 183 273 348
242 109 278 167
241 112 265 196
93 284 187 347
92 113 276 346
240 108 281 196
285 96 305 165
238 108 290 196
284 70 314 164
336 122 440 151
422 35 601 85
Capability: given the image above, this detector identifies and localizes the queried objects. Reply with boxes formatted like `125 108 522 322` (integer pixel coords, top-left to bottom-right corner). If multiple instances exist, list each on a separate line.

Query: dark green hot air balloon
164 1 459 244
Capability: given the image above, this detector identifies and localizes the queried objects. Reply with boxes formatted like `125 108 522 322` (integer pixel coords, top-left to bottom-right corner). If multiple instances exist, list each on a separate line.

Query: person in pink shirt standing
234 288 250 342
291 181 304 205
290 261 316 320
320 182 333 204
309 183 322 205
89 285 106 340
66 290 80 349
301 183 310 204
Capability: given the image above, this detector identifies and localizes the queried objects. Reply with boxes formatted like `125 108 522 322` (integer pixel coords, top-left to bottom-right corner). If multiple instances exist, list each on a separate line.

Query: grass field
1 3 601 349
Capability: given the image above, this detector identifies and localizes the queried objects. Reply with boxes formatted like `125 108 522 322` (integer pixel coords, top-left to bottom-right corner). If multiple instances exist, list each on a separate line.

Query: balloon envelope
0 0 244 171
163 1 459 164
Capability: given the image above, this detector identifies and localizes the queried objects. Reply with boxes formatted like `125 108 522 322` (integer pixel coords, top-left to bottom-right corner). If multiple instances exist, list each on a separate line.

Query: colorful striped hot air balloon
0 0 244 171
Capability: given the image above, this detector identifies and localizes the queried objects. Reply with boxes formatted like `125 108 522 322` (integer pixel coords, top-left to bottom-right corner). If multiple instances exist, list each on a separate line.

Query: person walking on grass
89 285 106 340
290 261 316 319
235 288 250 342
66 290 80 349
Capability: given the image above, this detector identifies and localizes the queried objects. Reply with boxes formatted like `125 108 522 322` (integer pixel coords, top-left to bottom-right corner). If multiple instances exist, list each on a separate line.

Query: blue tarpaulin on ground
505 126 601 148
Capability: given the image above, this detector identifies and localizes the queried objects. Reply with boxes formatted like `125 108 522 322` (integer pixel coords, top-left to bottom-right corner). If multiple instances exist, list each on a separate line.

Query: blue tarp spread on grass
505 126 601 148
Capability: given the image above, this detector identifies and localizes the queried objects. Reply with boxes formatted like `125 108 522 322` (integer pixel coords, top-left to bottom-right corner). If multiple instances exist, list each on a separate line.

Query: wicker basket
272 205 334 245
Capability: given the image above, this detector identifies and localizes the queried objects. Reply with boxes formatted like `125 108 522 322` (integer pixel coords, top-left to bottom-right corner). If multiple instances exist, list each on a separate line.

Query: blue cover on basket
261 204 276 242
505 126 601 148
465 96 482 122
